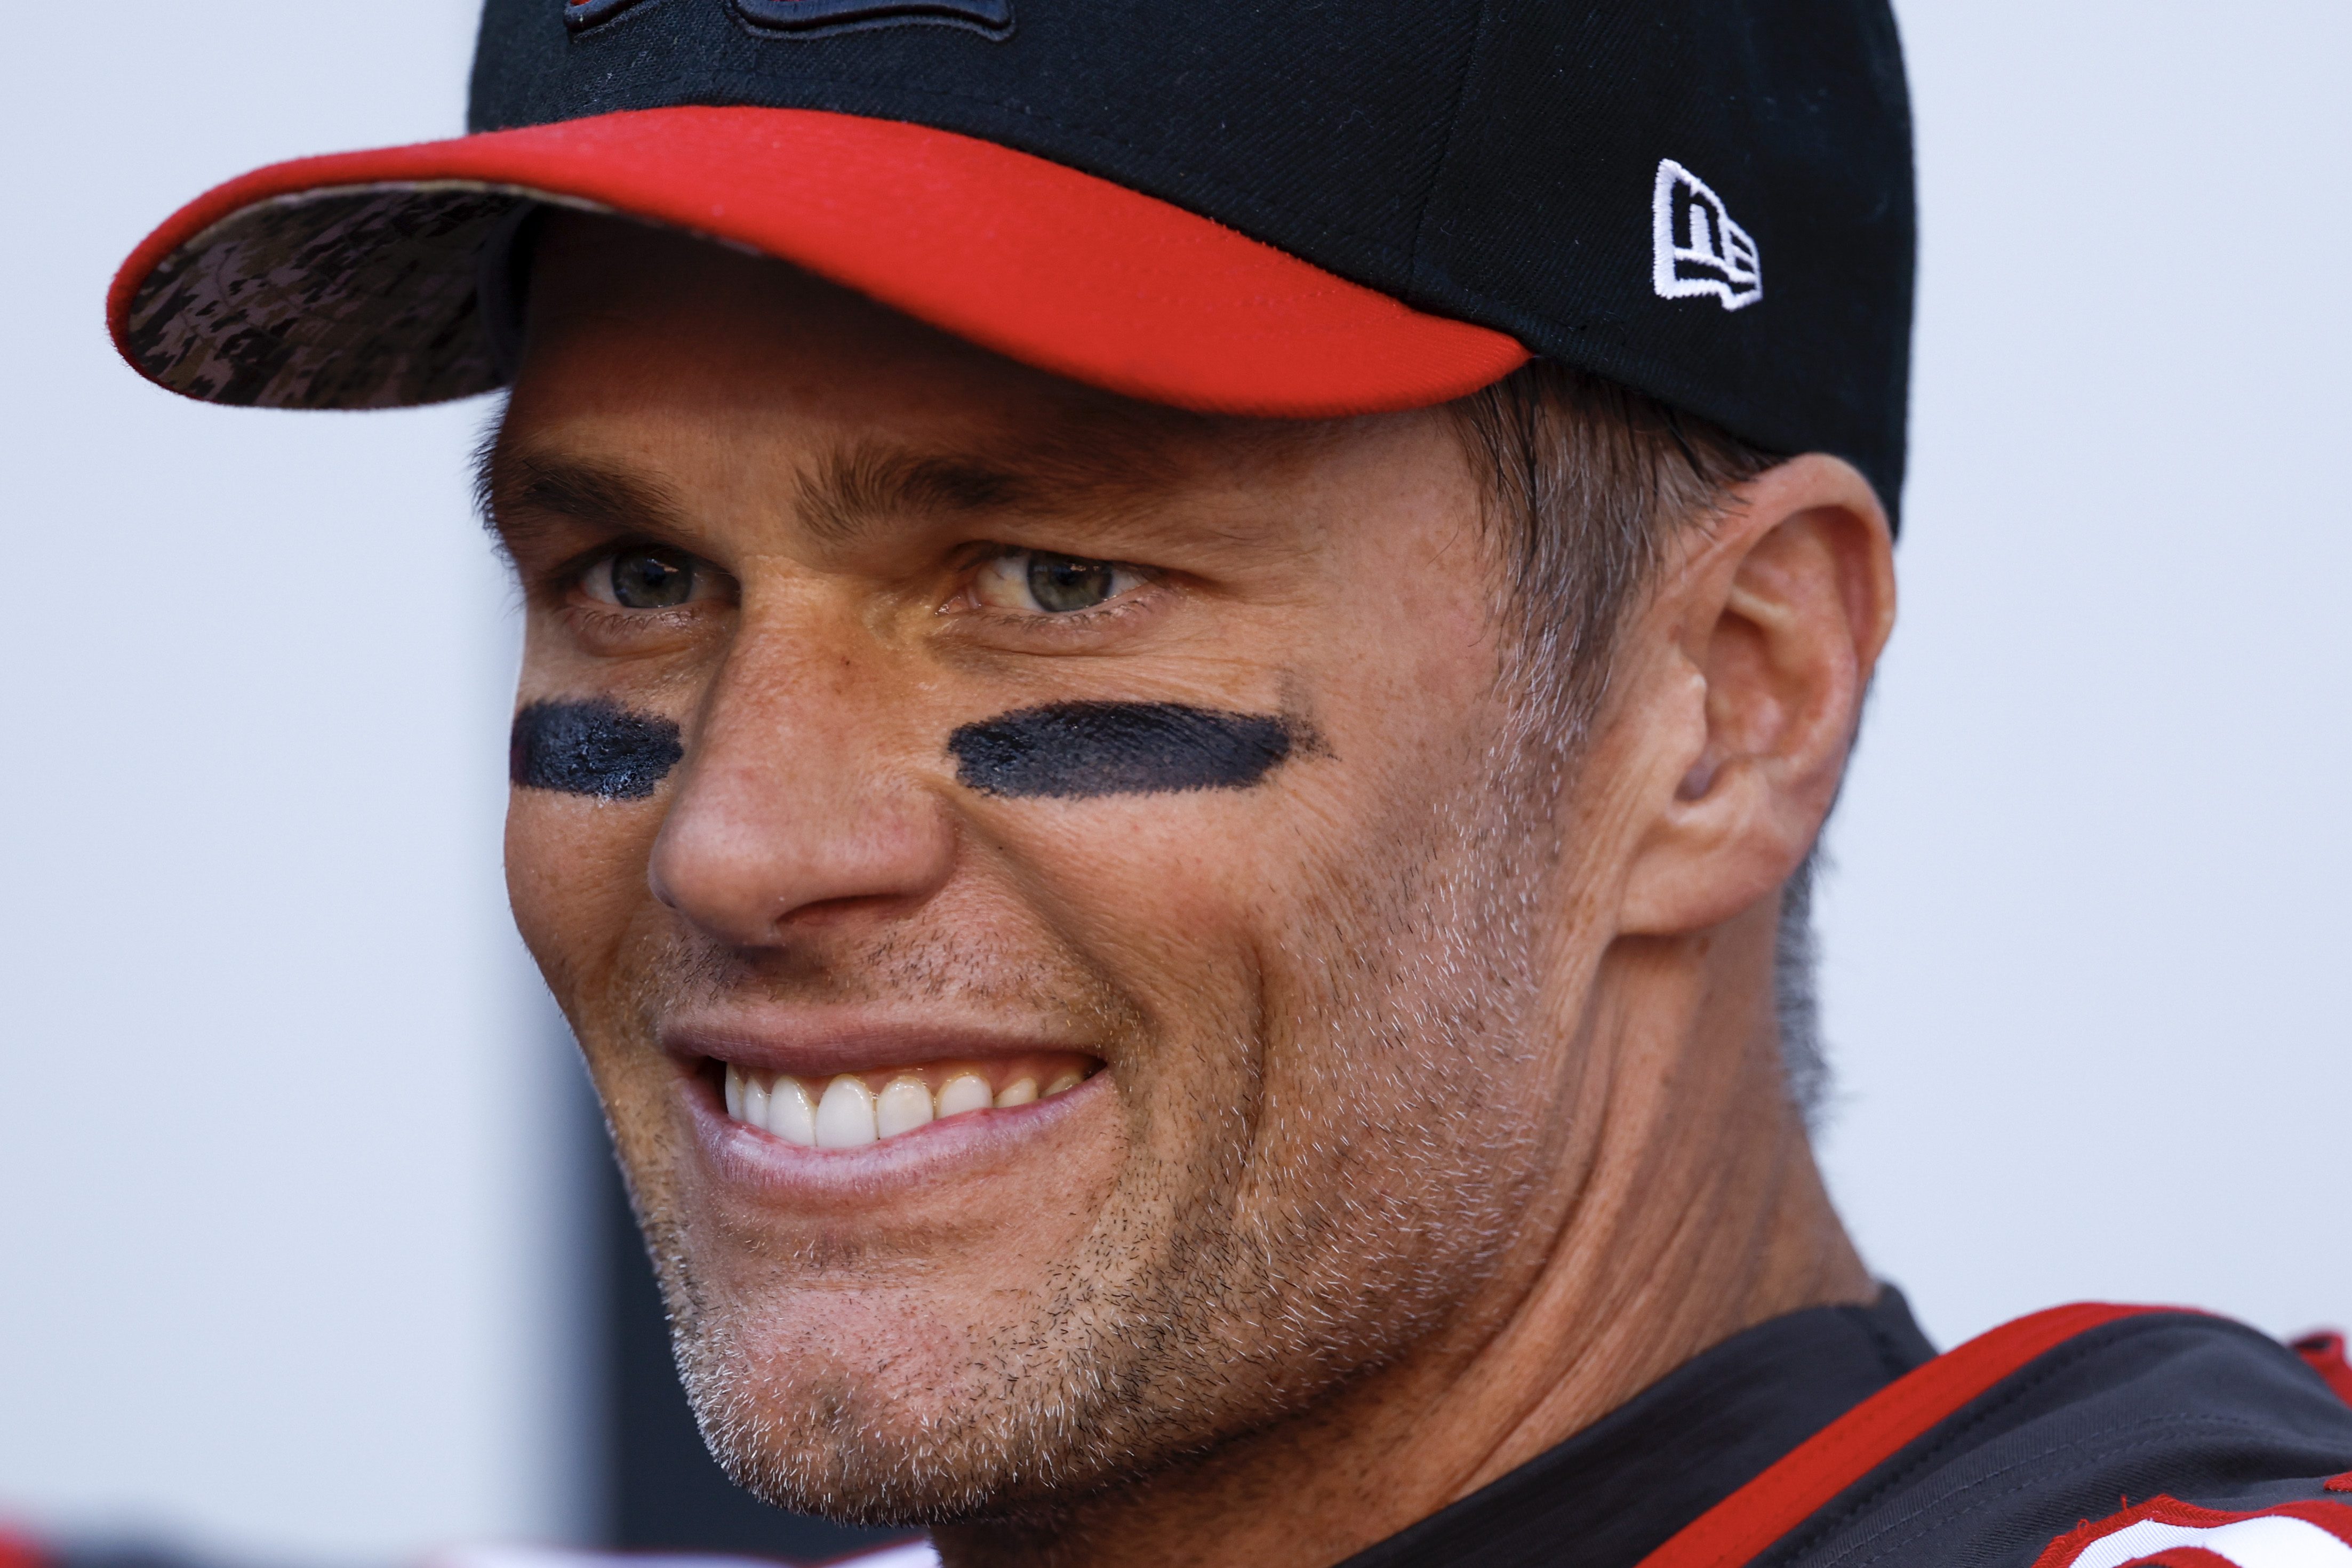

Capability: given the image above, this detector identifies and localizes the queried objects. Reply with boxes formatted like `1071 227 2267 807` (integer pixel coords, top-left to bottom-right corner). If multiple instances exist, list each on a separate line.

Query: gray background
3 0 2345 1559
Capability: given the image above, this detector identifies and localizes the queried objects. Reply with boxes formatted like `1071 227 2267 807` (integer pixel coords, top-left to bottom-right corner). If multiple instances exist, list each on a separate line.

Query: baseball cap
110 0 1914 510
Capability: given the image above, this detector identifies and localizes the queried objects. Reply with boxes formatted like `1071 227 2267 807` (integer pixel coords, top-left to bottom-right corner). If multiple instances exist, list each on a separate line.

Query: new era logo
1652 159 1762 311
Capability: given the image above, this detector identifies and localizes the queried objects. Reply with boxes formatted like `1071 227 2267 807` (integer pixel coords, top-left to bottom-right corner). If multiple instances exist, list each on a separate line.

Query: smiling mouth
717 1056 1102 1147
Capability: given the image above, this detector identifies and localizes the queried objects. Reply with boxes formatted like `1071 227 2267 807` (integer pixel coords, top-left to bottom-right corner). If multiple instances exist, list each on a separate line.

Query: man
107 3 2352 1568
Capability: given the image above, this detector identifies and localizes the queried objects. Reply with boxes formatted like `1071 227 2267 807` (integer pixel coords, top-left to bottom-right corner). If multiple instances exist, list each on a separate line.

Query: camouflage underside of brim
125 183 521 409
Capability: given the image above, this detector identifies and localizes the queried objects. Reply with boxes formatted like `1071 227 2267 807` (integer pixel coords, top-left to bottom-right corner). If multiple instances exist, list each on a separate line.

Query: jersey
831 1300 2352 1568
1647 1305 2352 1568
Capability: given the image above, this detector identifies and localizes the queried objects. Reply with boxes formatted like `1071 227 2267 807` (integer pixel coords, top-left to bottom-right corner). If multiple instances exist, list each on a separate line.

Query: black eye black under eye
605 546 697 610
1026 553 1117 613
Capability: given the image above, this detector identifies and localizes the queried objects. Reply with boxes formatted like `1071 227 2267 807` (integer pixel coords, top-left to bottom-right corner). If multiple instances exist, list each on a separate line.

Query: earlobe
1616 454 1894 938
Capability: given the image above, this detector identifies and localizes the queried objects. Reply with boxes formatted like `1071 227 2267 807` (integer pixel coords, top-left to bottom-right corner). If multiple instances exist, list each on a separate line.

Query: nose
646 635 956 947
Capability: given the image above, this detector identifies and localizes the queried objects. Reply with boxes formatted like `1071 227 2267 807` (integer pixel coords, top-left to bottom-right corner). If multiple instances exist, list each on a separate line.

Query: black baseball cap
111 0 1914 511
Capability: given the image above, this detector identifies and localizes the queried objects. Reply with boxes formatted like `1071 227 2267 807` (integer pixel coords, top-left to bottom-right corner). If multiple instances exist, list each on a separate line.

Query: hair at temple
1449 361 1831 1123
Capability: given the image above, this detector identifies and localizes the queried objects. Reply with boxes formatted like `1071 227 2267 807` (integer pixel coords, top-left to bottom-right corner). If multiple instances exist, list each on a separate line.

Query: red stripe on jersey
2295 1333 2352 1407
1633 1303 2178 1568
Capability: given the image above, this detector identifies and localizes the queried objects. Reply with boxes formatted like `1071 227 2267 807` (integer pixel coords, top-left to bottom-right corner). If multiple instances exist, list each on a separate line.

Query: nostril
642 844 700 918
774 890 932 929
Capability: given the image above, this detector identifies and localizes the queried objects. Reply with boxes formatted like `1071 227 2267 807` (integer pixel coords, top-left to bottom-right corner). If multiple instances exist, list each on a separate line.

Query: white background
0 2 576 1560
1814 2 2351 1350
1 1 2344 1562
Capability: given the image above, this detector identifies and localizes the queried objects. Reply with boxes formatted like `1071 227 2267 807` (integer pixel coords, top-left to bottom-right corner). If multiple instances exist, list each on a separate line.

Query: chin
666 1294 1144 1526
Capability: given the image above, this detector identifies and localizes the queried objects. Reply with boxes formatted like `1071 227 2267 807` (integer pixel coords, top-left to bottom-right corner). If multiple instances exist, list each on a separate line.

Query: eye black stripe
948 701 1307 798
510 698 683 800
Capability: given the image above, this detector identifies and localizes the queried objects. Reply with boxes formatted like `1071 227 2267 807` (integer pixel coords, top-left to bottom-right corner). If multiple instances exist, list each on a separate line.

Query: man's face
495 217 1604 1522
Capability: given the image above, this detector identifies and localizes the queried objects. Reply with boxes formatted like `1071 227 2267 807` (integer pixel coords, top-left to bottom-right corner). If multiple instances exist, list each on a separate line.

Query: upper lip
660 1004 1103 1079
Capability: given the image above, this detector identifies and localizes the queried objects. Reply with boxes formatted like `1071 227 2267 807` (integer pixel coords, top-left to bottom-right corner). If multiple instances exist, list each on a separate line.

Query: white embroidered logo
2059 1512 2352 1568
1652 159 1763 311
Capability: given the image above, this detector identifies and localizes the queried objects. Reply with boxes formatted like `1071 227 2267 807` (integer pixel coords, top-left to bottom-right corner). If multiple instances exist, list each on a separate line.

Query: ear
1615 453 1897 936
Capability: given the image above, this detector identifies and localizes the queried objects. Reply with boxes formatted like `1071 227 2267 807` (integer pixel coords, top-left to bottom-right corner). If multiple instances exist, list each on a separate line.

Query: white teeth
815 1075 878 1148
876 1077 935 1139
726 1063 1093 1142
936 1073 992 1119
767 1077 817 1146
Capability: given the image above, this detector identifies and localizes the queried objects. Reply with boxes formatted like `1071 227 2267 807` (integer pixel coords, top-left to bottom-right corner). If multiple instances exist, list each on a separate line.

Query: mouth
714 1054 1103 1148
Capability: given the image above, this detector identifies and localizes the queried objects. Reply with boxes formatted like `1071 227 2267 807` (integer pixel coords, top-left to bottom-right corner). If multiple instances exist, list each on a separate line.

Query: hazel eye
581 546 711 610
971 550 1150 614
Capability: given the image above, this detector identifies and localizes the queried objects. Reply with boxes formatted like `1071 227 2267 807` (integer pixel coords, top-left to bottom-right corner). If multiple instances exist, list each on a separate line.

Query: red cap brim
110 105 1528 418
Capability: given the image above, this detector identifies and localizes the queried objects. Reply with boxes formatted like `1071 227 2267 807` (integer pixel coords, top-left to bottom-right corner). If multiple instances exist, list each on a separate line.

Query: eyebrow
477 442 695 559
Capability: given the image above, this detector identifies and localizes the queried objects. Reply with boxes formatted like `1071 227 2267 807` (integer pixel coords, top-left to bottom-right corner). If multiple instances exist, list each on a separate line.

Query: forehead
510 211 1360 500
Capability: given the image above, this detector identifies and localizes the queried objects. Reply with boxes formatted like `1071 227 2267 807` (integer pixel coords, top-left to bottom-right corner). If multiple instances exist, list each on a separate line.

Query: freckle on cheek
510 697 683 800
947 700 1319 799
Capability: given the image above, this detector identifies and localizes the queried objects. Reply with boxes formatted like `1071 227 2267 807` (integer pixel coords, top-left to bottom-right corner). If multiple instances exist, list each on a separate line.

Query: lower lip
678 1062 1106 1201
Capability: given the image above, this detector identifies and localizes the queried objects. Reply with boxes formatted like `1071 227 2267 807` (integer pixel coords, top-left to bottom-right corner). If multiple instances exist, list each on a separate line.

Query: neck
934 900 1873 1568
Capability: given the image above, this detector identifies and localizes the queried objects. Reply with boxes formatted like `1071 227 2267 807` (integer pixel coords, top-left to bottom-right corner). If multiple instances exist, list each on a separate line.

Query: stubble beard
625 734 1566 1530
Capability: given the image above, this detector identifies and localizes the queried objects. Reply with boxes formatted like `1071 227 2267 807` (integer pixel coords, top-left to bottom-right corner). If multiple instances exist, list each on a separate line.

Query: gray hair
1774 847 1829 1128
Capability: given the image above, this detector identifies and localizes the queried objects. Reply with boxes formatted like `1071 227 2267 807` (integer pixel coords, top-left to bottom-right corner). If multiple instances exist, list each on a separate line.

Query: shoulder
1767 1310 2352 1568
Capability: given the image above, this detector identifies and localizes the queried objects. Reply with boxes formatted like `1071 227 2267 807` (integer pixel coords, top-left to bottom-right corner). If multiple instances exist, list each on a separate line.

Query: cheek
504 790 669 1005
972 780 1387 1062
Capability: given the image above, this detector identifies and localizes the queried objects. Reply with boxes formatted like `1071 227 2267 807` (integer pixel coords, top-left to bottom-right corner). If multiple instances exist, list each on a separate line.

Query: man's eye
582 546 706 610
971 550 1150 614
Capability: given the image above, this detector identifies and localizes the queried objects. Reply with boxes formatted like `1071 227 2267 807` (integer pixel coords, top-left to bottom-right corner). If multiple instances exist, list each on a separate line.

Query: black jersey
1329 1297 2352 1568
1694 1305 2352 1568
824 1298 2352 1568
27 1298 2333 1568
